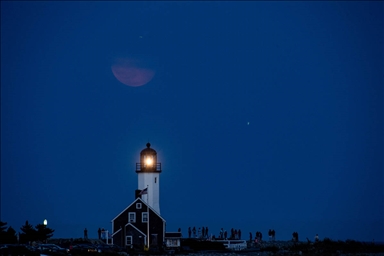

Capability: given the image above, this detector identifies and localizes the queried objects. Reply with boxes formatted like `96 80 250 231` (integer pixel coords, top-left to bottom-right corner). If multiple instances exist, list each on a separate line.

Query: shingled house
111 197 165 249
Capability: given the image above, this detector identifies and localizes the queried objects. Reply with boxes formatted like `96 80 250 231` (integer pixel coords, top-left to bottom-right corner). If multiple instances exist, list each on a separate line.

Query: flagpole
147 185 150 249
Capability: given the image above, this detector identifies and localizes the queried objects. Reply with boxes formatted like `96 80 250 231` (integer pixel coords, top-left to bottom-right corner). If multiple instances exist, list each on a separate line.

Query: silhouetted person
249 232 252 242
84 228 88 239
206 227 209 238
98 228 101 240
294 232 299 242
202 227 205 238
224 230 227 240
192 227 196 238
178 227 181 232
188 227 191 238
292 232 299 242
239 229 241 239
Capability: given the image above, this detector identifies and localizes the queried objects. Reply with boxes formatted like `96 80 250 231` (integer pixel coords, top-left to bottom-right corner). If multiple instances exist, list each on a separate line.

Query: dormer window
136 203 142 209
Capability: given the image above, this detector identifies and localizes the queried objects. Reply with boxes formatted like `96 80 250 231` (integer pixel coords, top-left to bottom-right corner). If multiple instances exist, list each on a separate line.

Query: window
142 212 148 223
126 236 133 247
155 177 157 183
136 203 142 209
167 239 179 247
128 212 136 223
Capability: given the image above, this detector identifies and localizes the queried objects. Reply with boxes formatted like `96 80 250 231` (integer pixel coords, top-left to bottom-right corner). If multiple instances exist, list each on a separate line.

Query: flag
139 187 148 195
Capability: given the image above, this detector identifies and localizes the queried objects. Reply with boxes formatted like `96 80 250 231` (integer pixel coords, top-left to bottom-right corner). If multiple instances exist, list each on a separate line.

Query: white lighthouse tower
136 143 161 214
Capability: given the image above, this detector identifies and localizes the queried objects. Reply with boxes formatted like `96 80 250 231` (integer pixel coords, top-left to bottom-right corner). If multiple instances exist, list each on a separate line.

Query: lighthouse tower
136 143 162 214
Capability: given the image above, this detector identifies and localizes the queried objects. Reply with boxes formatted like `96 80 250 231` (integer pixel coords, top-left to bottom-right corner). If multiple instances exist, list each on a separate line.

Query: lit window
128 212 136 223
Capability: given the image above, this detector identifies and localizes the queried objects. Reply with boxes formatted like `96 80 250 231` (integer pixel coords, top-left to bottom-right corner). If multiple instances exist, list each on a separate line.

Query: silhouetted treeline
0 220 54 244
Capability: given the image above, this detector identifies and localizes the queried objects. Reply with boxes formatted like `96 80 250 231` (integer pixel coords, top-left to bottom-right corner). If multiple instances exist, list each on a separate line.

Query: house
111 197 165 249
164 232 182 249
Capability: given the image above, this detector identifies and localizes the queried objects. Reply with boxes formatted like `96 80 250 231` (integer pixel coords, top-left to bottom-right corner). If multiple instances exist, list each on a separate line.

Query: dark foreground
2 238 384 256
118 239 384 256
238 239 384 256
92 239 384 255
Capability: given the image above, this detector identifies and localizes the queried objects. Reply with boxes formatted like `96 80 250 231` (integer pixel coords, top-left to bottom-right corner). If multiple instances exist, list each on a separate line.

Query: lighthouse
136 143 162 214
111 143 181 249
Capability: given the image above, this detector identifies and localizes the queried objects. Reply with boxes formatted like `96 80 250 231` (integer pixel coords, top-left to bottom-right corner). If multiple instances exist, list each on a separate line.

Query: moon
111 56 156 87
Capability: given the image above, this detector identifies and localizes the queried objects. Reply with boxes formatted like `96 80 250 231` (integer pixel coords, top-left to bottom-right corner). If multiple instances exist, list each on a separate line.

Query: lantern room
136 143 162 173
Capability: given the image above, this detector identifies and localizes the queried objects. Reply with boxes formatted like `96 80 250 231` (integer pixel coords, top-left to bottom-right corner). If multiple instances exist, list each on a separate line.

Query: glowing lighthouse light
145 156 153 167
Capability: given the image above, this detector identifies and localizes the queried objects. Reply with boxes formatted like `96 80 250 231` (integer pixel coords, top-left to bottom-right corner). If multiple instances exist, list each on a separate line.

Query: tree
0 221 18 244
5 226 18 244
0 221 8 242
35 224 54 242
20 220 36 243
0 221 7 233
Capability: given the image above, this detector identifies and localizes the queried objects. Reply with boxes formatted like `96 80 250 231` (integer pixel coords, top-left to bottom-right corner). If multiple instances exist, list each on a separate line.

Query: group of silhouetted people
252 231 263 243
188 226 209 239
217 228 242 240
185 226 320 243
268 229 276 241
187 226 245 240
83 227 104 240
229 228 241 239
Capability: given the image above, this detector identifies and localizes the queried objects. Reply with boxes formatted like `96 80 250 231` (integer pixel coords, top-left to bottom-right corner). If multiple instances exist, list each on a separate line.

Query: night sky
1 1 383 242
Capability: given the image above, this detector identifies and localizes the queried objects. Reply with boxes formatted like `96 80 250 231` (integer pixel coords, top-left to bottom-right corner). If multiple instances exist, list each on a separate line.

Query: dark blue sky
1 1 383 242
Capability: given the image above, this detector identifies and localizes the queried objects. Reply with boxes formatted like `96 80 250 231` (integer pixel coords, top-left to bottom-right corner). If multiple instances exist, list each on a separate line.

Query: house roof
112 227 122 236
111 197 166 222
141 143 157 155
125 223 147 237
165 232 182 238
